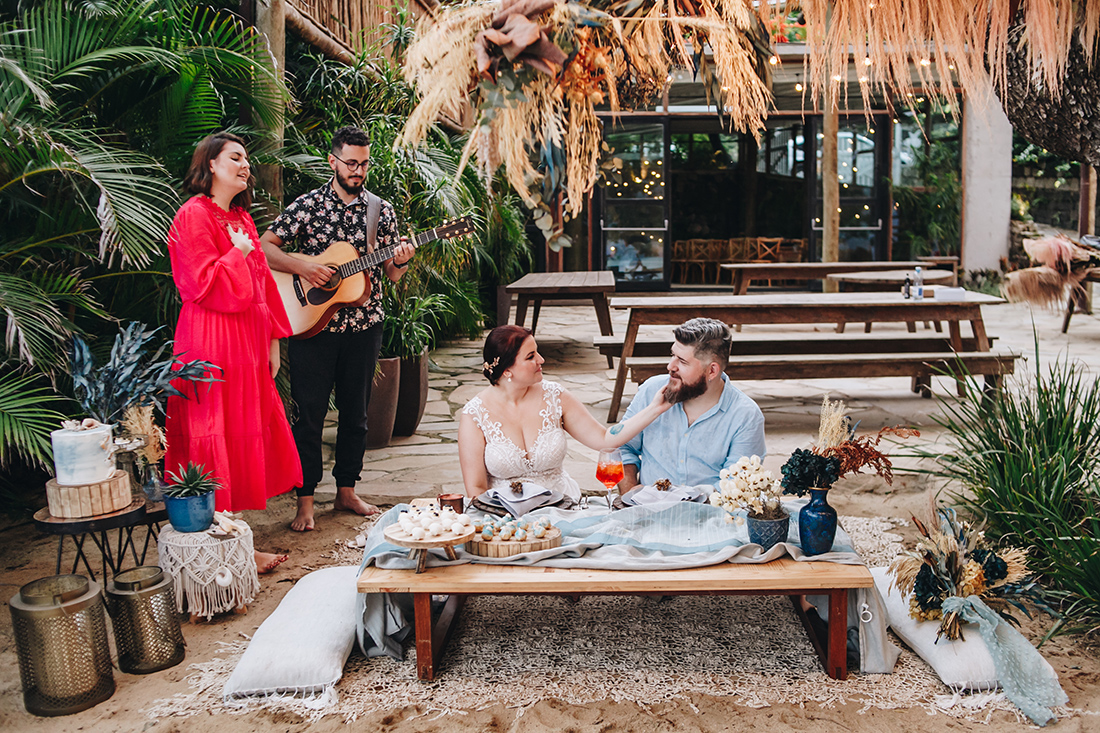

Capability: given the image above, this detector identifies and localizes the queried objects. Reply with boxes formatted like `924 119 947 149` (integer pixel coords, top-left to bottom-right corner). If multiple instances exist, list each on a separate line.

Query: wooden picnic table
357 558 873 682
720 261 941 295
826 269 954 292
607 291 1006 421
505 271 616 366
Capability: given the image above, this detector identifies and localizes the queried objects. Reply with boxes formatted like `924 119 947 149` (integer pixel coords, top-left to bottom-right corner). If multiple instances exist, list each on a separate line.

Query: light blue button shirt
620 374 766 487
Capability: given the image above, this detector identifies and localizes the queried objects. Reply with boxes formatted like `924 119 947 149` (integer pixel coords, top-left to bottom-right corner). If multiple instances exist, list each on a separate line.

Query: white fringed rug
145 517 1032 724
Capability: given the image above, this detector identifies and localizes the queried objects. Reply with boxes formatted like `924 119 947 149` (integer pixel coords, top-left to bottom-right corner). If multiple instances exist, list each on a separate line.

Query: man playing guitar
261 126 415 531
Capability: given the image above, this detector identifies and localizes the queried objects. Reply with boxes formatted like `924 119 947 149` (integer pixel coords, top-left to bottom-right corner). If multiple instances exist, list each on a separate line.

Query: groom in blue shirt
618 318 766 491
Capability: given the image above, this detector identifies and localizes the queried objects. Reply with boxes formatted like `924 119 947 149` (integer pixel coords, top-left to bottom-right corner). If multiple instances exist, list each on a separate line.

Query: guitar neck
338 228 438 278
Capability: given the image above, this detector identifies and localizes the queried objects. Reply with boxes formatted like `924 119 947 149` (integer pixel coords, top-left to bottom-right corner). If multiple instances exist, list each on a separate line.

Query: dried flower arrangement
889 506 1030 642
710 455 785 522
1003 234 1100 308
400 0 774 249
781 396 919 496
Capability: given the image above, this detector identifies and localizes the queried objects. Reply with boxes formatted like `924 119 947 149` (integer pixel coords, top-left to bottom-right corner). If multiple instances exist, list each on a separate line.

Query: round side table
157 524 259 622
33 498 167 581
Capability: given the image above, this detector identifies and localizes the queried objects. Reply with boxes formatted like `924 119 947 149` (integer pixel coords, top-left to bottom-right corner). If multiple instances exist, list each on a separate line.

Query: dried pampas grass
1003 266 1070 308
121 404 166 467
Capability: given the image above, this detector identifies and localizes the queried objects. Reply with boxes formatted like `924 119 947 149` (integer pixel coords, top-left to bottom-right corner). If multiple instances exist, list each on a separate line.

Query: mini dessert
510 480 524 496
655 478 672 492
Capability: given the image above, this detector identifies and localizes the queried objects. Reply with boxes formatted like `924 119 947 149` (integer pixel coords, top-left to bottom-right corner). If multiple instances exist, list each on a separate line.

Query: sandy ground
1 295 1099 731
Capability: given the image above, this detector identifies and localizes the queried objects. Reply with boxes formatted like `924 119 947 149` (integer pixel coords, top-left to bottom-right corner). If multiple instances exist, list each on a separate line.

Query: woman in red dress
165 132 301 573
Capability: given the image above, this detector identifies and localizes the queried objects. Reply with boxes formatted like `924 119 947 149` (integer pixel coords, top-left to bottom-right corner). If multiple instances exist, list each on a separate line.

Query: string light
795 82 803 92
863 56 872 66
769 55 779 65
919 58 931 66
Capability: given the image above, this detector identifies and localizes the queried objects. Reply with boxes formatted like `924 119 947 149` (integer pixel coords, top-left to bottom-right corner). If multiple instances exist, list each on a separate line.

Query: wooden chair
670 240 689 283
777 238 807 263
718 238 750 284
754 237 784 262
684 239 712 284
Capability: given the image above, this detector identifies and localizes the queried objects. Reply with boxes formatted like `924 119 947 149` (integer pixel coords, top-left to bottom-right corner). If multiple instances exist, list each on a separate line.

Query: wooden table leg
608 316 640 422
948 320 964 352
733 272 749 295
531 299 543 334
414 592 466 682
969 316 989 351
514 294 531 328
592 295 615 368
414 592 435 680
827 588 848 680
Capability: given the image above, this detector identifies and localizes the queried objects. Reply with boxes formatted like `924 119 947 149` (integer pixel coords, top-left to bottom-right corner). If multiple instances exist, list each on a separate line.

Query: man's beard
335 170 363 196
663 372 707 404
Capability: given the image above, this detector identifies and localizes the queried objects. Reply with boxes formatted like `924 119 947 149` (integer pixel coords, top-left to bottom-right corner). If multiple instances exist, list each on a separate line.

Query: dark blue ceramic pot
798 488 837 556
747 512 790 551
163 492 215 533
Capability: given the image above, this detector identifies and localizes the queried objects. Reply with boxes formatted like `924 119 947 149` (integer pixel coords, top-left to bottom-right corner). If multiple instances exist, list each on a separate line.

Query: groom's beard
664 372 707 404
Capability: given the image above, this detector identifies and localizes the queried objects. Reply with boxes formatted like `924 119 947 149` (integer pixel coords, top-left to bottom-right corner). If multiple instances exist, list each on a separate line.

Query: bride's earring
506 373 512 383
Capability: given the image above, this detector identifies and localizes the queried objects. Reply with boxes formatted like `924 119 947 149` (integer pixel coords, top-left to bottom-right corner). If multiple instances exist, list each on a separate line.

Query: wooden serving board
383 523 476 550
465 526 562 557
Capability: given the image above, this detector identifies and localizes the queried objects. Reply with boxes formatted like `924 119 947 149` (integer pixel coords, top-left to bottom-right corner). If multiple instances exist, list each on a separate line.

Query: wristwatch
392 259 410 269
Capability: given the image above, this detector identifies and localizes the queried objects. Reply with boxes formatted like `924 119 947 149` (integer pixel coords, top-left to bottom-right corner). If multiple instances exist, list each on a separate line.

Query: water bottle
913 266 924 301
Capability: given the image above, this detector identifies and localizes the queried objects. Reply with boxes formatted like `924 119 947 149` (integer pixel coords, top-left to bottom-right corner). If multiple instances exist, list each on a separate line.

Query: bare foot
334 486 379 516
291 496 315 532
255 551 288 574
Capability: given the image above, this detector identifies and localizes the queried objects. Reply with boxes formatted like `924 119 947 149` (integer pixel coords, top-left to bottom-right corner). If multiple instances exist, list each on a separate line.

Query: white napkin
482 482 559 517
623 483 709 506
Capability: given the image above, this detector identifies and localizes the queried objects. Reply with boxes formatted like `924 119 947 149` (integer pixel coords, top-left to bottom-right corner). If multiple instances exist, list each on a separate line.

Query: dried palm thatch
400 0 773 248
1002 234 1100 307
792 0 1100 116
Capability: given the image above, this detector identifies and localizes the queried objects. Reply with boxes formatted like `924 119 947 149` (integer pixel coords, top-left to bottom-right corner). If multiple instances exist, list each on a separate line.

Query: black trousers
288 324 382 497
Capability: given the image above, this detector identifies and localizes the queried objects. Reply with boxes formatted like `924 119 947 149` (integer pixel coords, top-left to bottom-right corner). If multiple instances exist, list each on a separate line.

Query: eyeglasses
332 154 369 171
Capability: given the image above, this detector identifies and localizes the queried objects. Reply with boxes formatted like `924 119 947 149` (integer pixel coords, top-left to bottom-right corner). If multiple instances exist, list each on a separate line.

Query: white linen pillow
224 565 360 703
871 566 1001 690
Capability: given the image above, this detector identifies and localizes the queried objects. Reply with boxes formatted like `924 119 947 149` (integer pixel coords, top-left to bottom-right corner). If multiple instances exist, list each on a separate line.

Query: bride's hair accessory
482 356 500 375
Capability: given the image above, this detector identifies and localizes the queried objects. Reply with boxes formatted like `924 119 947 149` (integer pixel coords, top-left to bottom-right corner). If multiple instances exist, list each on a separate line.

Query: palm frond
0 369 68 469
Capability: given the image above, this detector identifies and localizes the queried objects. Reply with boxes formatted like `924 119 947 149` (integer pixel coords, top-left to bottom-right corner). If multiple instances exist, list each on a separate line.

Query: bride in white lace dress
458 325 671 501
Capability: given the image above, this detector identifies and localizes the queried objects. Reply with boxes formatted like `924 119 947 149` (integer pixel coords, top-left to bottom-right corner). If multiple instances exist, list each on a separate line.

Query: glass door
810 116 890 261
599 121 670 290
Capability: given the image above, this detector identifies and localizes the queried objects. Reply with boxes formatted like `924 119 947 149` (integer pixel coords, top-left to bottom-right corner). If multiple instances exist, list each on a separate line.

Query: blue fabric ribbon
941 596 1068 726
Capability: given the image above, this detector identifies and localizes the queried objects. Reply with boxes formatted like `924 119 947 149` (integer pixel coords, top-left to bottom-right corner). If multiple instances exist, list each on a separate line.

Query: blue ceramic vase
798 488 837 556
163 492 216 533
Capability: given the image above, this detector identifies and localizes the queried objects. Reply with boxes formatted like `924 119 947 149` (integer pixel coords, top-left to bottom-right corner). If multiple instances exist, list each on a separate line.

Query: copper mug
437 493 465 513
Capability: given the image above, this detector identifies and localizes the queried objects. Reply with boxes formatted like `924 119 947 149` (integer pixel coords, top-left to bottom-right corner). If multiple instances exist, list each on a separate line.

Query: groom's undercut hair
674 318 732 369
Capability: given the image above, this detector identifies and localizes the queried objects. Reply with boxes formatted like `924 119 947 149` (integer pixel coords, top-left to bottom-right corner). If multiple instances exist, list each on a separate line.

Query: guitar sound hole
306 270 342 306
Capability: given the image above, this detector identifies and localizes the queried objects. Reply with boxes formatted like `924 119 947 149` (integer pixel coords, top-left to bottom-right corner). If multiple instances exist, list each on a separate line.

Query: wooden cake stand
383 524 476 573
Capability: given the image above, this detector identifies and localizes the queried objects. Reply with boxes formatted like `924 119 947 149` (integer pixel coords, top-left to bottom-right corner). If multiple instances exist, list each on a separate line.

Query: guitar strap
365 191 381 252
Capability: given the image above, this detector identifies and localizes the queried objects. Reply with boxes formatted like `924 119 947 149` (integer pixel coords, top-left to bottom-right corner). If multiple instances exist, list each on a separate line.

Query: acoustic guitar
272 217 474 338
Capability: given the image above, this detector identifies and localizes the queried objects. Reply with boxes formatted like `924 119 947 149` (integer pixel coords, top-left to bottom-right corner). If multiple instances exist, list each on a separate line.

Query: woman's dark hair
482 325 533 385
182 132 253 210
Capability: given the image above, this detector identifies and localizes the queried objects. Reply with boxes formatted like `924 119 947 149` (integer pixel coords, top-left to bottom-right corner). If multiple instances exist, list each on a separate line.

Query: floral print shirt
268 180 398 332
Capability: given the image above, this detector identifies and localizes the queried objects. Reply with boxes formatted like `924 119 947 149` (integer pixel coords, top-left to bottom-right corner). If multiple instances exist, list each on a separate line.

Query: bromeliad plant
70 322 219 426
889 507 1031 642
781 397 918 496
163 462 220 499
710 454 785 522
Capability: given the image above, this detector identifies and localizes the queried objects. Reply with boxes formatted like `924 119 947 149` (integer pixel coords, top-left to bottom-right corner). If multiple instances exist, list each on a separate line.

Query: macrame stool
157 525 259 622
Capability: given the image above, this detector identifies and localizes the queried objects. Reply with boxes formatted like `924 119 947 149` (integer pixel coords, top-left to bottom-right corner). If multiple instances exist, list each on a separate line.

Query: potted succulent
781 397 918 556
162 462 220 532
710 455 789 551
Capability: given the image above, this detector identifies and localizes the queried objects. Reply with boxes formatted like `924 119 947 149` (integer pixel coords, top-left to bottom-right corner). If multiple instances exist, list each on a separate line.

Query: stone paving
310 291 1100 508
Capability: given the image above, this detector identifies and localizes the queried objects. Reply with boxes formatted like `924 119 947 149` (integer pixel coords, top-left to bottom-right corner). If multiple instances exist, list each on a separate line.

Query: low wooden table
357 558 873 682
826 269 954 292
505 271 616 366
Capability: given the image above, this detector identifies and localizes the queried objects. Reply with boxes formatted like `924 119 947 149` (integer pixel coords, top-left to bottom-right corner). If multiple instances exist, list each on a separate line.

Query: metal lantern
105 566 185 674
8 575 115 717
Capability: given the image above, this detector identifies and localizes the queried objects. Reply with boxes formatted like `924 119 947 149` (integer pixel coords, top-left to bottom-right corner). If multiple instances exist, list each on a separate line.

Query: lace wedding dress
461 381 581 501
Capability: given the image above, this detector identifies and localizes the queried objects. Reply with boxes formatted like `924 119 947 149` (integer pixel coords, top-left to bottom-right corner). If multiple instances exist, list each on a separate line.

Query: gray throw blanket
356 501 899 674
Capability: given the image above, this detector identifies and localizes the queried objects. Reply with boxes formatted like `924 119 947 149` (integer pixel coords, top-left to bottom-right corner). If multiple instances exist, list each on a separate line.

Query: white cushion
224 565 359 702
871 566 1000 690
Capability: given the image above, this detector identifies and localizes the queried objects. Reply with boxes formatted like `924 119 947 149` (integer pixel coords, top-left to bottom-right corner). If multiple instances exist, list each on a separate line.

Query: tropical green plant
70 322 219 425
912 344 1100 632
379 285 452 361
163 461 220 498
891 139 962 258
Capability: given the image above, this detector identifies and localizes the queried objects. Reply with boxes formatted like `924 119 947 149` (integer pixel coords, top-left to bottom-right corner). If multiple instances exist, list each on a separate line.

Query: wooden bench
594 332 995 360
505 271 616 366
357 558 873 682
625 350 1019 397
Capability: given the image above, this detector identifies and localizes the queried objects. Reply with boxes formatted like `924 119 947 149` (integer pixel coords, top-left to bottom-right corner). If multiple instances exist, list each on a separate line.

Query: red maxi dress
165 195 302 511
